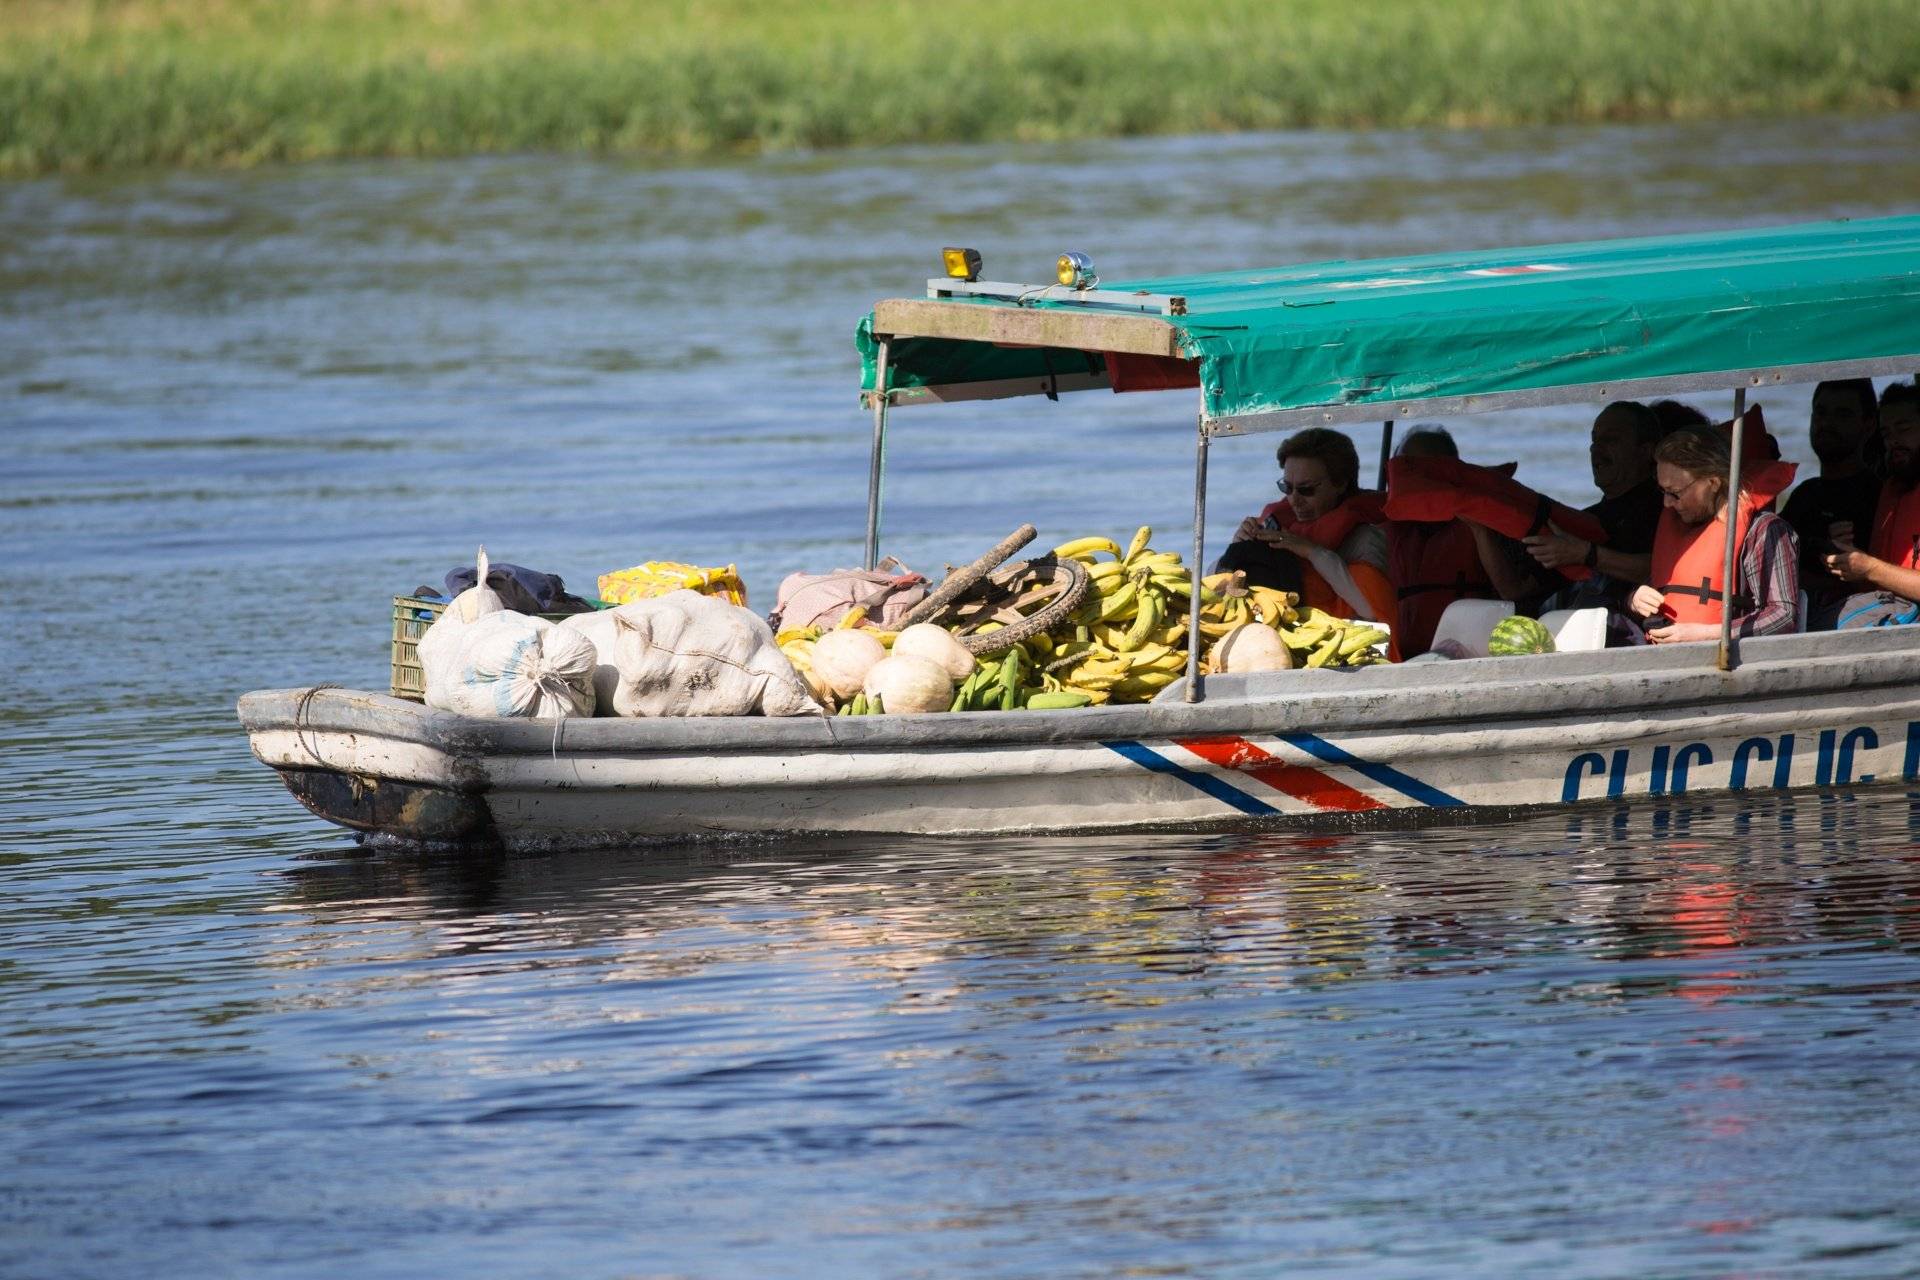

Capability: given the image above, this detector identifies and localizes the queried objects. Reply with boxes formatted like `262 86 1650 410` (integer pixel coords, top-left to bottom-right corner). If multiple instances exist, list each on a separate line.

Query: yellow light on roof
942 247 982 282
1056 251 1097 290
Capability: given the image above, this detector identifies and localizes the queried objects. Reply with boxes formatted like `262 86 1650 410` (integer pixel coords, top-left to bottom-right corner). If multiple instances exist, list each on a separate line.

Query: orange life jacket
1256 491 1399 642
1384 457 1611 581
1386 520 1499 657
1869 480 1920 571
1649 459 1797 624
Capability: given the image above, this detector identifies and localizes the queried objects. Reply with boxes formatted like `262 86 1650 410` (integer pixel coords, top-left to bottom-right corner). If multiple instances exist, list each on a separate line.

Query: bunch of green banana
835 691 886 715
948 640 1096 711
1275 606 1391 669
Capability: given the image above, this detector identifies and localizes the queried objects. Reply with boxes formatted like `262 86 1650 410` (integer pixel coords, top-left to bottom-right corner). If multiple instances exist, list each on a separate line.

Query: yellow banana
1052 536 1125 562
1338 627 1389 657
1117 587 1163 652
1123 525 1153 564
1095 578 1138 622
1123 642 1175 667
1306 635 1341 669
1086 560 1131 585
1149 571 1195 597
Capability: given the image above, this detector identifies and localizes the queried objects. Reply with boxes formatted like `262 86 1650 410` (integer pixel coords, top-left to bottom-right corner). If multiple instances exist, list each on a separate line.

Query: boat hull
240 627 1920 850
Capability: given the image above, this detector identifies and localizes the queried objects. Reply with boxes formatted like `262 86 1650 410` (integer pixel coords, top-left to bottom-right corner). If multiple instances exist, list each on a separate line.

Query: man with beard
1824 381 1920 626
1781 378 1881 626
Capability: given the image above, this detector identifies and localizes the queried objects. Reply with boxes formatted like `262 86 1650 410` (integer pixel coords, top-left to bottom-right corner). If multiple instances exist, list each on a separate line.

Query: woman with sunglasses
1220 427 1397 631
1628 424 1801 643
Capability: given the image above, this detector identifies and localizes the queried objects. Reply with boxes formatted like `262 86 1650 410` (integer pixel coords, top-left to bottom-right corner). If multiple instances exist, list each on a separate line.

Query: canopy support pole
1377 420 1394 489
864 339 891 571
1186 415 1210 703
1717 386 1748 673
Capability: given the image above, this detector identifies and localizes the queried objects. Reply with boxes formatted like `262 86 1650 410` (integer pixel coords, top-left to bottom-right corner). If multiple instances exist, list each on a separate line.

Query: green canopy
861 215 1920 433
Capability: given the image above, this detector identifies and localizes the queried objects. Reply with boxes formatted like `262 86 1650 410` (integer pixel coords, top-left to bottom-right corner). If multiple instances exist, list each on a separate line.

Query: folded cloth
443 562 594 615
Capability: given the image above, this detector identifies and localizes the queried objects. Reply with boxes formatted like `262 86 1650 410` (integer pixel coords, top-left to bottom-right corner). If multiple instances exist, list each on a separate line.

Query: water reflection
270 791 1920 1010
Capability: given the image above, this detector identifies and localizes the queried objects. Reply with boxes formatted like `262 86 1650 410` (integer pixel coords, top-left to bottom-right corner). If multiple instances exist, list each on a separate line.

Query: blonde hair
1654 424 1731 482
1654 424 1731 509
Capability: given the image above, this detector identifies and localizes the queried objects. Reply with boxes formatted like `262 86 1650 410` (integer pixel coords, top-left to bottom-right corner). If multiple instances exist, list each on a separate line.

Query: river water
6 114 1920 1277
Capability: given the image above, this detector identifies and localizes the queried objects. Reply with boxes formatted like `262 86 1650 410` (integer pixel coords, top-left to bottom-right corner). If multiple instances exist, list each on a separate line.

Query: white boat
241 216 1920 848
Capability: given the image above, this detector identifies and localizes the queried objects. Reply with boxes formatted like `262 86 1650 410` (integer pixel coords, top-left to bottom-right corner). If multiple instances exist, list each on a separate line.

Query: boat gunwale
239 623 1920 761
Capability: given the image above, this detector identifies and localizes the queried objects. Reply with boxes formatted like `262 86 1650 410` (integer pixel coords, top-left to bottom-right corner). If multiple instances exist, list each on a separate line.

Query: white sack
422 611 597 719
556 607 626 713
417 545 507 675
576 590 820 717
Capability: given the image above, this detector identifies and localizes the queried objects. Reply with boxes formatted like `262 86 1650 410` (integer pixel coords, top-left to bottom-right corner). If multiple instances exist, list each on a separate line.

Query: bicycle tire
955 556 1090 656
895 523 1038 629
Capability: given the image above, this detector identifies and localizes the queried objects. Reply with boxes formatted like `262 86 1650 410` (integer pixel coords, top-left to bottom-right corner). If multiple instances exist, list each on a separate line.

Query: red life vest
1255 491 1397 640
1257 490 1389 548
1724 404 1782 465
1384 457 1611 581
1649 459 1797 624
1386 520 1498 657
1869 480 1920 571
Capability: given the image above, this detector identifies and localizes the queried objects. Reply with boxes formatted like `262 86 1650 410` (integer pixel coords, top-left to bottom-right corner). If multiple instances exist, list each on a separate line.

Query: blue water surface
5 113 1920 1278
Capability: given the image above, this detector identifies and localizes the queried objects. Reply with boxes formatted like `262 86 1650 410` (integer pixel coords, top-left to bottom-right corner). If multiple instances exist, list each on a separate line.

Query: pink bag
768 557 928 631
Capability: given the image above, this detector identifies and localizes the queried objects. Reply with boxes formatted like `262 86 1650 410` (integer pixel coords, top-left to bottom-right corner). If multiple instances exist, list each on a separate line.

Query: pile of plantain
1038 526 1388 704
777 526 1389 715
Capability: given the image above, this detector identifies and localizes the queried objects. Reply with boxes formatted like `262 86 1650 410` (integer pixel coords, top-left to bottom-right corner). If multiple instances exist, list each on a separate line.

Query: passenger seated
1628 425 1801 642
1523 400 1665 586
1385 426 1541 656
1780 378 1882 627
1219 427 1395 626
1823 381 1920 626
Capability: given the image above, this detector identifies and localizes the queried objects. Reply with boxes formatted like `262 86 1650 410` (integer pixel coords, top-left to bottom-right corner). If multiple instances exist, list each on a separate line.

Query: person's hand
1234 516 1264 544
1628 584 1667 619
1646 621 1719 644
1829 520 1857 552
1825 548 1878 583
1266 528 1315 556
1523 523 1589 570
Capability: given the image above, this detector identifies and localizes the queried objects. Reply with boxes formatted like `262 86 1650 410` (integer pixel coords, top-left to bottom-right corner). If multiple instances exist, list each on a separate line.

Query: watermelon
1487 615 1555 656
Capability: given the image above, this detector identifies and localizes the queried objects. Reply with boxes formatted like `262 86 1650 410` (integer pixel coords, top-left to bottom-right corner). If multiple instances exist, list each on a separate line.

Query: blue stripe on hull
1103 741 1280 816
1277 731 1465 808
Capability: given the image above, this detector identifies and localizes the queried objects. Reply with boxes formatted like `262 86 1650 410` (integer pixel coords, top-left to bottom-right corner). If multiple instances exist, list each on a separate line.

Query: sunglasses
1659 474 1711 501
1276 479 1323 498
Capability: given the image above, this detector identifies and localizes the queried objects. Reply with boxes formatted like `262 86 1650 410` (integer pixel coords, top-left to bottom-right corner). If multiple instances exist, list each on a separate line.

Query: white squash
862 654 954 714
1212 623 1293 674
810 628 888 700
889 623 976 681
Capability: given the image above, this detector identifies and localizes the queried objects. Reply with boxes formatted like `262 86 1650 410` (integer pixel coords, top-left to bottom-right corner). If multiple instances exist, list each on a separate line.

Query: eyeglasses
1276 479 1322 498
1659 475 1710 501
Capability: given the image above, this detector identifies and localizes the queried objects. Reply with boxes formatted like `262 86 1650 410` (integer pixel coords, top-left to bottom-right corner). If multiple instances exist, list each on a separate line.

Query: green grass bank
5 0 1919 176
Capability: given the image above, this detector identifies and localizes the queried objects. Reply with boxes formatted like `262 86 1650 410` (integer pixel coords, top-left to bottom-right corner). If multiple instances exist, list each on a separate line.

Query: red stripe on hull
1174 736 1387 812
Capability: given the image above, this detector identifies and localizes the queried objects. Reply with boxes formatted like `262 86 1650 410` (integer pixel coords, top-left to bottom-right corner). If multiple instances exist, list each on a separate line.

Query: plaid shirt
1734 510 1801 637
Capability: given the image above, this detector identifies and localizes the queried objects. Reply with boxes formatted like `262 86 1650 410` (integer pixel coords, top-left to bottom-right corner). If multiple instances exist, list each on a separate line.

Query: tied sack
768 557 927 632
563 591 820 717
422 612 598 719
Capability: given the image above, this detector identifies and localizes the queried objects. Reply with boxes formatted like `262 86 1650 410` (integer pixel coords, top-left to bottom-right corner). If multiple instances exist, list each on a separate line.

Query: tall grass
3 0 1917 175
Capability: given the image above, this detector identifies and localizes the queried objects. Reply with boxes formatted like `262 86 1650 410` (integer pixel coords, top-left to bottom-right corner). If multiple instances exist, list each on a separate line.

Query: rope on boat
293 683 343 765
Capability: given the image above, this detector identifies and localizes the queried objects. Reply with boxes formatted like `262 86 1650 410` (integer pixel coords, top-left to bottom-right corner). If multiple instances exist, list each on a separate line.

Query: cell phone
1261 514 1279 532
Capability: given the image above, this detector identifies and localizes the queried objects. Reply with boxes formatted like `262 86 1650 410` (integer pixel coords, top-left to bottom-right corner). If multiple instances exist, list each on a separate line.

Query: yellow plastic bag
597 561 748 608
